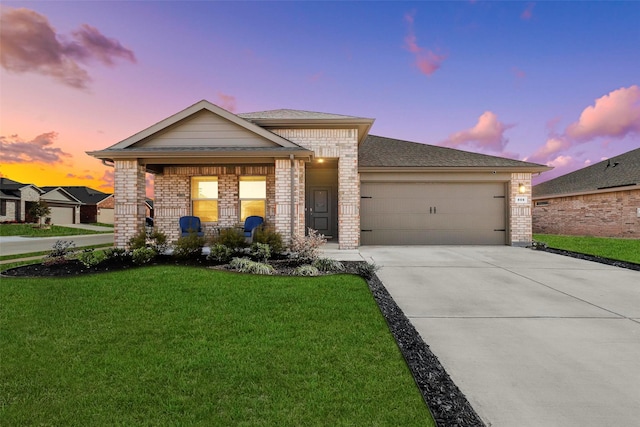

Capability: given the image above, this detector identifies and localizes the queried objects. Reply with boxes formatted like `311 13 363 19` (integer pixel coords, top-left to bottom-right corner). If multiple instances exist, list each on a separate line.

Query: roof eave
358 165 552 173
533 183 640 200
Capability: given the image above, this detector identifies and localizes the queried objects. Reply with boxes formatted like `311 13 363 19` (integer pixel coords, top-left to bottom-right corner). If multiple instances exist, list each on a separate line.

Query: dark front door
307 187 335 238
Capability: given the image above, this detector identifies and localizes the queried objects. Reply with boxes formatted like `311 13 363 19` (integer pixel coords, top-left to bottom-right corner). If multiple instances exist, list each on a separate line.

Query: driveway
358 246 640 427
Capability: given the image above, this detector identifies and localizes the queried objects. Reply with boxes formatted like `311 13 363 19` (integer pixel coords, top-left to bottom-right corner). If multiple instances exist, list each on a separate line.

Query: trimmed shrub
132 247 156 265
253 226 285 255
207 244 233 263
103 247 129 260
313 257 345 273
128 229 147 250
250 242 271 263
173 232 206 259
354 261 380 279
289 228 327 262
78 249 106 267
229 257 275 275
216 227 248 250
294 264 320 277
148 229 169 253
42 240 76 266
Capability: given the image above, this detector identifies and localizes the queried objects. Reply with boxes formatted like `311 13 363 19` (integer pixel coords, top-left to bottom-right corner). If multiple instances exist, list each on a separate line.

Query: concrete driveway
359 246 640 427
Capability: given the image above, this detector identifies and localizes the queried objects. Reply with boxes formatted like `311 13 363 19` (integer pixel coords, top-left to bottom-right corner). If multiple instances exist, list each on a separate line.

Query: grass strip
0 266 434 426
0 224 112 237
534 234 640 264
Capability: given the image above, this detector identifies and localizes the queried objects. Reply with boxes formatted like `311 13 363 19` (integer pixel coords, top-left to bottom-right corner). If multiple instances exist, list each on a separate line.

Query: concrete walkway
358 246 640 427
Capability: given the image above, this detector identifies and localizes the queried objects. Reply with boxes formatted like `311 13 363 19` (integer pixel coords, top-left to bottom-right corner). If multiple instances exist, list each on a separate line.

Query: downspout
290 154 295 239
102 159 115 168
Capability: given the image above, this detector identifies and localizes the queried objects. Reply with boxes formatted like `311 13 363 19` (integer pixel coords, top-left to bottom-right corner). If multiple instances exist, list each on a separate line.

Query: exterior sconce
317 158 324 163
518 183 526 194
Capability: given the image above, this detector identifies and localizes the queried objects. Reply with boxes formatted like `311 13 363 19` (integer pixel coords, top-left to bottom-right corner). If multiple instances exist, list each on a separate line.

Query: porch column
510 172 533 246
274 158 305 244
338 142 360 249
114 160 146 248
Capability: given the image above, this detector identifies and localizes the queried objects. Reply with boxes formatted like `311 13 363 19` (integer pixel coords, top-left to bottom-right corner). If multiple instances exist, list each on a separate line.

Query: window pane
240 200 265 222
239 176 266 198
193 200 218 222
191 177 218 199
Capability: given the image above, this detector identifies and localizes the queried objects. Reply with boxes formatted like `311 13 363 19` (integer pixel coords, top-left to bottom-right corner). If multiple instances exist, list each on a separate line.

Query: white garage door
49 206 74 225
361 182 506 245
97 208 114 224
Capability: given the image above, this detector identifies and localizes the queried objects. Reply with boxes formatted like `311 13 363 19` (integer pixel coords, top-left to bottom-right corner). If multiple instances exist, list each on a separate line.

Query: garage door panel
49 206 74 225
361 182 506 245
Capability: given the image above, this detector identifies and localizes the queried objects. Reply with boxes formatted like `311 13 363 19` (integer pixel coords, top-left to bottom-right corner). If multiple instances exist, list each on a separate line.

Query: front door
307 187 335 238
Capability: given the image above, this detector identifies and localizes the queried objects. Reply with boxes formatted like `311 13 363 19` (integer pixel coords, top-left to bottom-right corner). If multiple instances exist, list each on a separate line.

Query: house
0 178 42 222
56 186 112 223
38 187 82 224
87 100 550 249
533 148 640 238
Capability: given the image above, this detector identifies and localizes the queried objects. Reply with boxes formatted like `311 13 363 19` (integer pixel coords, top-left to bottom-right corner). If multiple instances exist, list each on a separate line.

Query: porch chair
243 216 264 242
179 216 204 237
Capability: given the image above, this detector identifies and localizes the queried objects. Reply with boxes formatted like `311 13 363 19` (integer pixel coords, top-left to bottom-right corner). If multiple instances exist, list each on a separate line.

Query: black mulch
534 247 640 271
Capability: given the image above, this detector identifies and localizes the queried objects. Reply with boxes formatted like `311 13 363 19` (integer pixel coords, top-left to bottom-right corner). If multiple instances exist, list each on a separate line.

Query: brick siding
533 188 640 238
510 173 533 246
113 160 147 248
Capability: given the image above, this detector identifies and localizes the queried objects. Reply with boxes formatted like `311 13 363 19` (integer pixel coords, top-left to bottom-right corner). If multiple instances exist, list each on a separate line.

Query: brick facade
272 129 360 249
533 188 640 238
113 160 147 248
510 172 533 246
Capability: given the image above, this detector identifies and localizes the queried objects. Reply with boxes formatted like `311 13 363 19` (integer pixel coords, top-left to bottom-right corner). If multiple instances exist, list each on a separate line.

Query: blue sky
1 1 638 190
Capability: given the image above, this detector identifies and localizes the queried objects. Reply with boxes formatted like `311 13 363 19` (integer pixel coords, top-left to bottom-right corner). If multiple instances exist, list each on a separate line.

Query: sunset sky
1 1 639 197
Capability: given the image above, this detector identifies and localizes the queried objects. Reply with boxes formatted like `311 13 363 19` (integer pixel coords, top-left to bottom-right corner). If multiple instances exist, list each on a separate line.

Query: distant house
533 148 640 238
0 178 43 223
59 186 112 223
39 187 82 224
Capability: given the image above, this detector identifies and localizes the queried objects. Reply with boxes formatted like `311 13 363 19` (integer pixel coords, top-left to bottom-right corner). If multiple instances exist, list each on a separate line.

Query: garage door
49 206 74 225
97 208 114 224
361 182 506 245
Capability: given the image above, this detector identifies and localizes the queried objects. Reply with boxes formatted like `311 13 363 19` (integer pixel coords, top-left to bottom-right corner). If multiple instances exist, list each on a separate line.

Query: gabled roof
359 135 551 171
533 147 640 198
56 186 111 205
40 187 83 204
239 108 374 145
0 178 43 195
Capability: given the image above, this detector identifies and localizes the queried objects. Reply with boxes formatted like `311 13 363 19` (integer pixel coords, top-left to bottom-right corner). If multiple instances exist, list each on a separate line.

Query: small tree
28 201 51 227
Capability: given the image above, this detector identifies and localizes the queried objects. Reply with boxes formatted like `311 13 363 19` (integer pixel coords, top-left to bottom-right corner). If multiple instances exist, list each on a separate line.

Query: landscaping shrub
215 227 248 249
253 226 285 254
353 261 380 279
173 232 206 259
128 229 168 253
289 228 327 262
229 257 275 275
127 229 147 250
207 244 233 263
103 247 129 260
294 264 320 276
132 247 156 265
42 240 76 266
78 249 106 267
250 242 271 263
313 257 345 273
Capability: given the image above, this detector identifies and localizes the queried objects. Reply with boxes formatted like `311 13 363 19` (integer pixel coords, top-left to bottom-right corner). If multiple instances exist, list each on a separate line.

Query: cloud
217 92 237 112
404 12 447 76
0 132 72 164
521 3 535 20
66 172 95 180
99 170 114 190
441 111 514 153
565 85 640 141
524 136 572 164
0 7 136 89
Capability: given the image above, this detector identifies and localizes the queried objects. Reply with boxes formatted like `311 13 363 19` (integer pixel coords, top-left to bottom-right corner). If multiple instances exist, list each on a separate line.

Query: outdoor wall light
317 158 325 163
518 183 526 193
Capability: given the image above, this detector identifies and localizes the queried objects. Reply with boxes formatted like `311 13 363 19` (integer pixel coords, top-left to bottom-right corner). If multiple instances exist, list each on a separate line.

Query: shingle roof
238 109 368 120
58 187 110 204
0 177 28 191
533 147 640 197
359 135 549 169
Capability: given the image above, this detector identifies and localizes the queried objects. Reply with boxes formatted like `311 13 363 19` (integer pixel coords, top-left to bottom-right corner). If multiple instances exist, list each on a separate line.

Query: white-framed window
239 176 266 221
191 176 218 222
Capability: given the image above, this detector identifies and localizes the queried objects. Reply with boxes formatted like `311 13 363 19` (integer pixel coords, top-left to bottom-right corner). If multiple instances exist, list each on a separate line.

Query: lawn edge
536 247 640 271
363 267 486 427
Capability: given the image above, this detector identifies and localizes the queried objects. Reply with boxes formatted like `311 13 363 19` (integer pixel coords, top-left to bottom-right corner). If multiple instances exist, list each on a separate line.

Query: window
535 201 549 207
191 176 218 222
0 200 6 216
239 176 266 221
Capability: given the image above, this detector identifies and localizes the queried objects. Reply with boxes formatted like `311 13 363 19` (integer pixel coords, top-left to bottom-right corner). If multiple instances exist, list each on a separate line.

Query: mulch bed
535 247 640 271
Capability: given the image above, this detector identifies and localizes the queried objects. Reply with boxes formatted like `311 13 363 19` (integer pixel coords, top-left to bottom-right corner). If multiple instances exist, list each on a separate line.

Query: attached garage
97 207 114 224
49 206 75 225
40 187 81 225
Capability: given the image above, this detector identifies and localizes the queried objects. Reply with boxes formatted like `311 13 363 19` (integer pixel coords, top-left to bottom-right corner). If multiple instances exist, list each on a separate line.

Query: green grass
0 244 113 263
0 224 112 237
0 266 434 426
534 234 640 264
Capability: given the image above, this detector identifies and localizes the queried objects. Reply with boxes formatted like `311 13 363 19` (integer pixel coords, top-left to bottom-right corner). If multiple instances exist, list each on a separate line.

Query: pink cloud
565 85 640 141
441 111 514 153
99 169 114 191
0 7 136 89
0 132 72 164
217 92 237 112
521 3 535 20
404 12 447 76
146 173 154 199
66 173 95 180
524 136 572 164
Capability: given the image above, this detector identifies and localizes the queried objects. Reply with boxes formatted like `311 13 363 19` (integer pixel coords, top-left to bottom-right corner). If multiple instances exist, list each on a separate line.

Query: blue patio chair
243 216 264 241
179 216 204 237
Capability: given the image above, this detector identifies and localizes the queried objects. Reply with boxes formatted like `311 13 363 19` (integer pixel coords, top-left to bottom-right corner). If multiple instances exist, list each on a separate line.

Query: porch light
518 183 526 193
317 158 325 163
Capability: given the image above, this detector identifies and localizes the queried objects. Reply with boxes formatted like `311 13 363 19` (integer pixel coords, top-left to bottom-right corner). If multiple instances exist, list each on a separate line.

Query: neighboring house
0 178 43 222
39 187 82 224
97 194 115 224
58 186 112 223
533 148 640 238
87 100 550 249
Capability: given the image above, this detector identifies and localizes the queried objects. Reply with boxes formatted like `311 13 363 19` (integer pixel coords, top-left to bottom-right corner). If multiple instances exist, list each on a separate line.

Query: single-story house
0 178 42 222
533 147 640 238
87 100 550 249
39 187 82 224
57 186 112 223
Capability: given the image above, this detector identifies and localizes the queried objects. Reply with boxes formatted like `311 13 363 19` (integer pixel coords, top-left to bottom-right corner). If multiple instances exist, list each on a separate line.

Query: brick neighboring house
58 187 112 223
533 147 640 238
0 178 42 222
87 100 550 249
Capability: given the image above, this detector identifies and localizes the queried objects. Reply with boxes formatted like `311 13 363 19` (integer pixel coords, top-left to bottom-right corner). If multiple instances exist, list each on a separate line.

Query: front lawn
0 266 434 426
534 234 640 264
0 224 111 237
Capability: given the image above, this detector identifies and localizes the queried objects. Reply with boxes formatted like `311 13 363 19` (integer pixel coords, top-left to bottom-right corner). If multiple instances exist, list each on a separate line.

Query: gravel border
534 247 640 271
362 269 485 427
